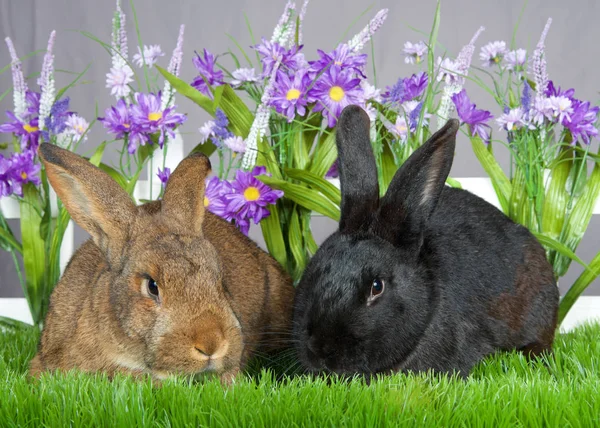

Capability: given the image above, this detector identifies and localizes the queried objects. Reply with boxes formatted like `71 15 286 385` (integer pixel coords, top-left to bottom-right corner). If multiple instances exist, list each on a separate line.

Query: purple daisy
133 44 164 68
546 96 574 123
544 81 575 100
0 154 13 198
8 149 41 196
99 98 135 138
308 66 364 128
496 107 526 132
130 92 187 148
204 175 233 220
480 41 508 67
24 91 40 117
41 97 72 142
253 38 307 77
0 112 40 151
223 166 283 235
270 69 311 122
451 89 493 142
563 100 599 145
503 49 527 72
403 41 428 65
191 49 225 97
382 72 428 106
308 43 367 78
157 167 171 191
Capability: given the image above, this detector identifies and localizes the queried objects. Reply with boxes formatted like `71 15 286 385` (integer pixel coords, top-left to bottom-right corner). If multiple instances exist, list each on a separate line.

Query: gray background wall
1 0 599 296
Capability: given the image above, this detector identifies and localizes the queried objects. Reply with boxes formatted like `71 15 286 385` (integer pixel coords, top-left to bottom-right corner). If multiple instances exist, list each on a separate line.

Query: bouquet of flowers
158 0 600 324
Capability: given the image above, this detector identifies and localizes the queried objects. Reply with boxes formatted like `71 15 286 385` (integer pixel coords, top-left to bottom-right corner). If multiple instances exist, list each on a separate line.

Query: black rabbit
292 104 559 378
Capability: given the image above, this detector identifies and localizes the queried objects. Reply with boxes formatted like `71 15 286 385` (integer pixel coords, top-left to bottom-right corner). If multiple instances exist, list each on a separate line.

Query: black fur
292 105 559 377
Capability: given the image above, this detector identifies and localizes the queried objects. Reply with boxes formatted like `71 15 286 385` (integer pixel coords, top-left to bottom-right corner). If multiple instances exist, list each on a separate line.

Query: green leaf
259 202 288 270
214 84 254 138
291 123 310 170
309 131 336 178
88 141 107 166
446 176 463 189
258 176 340 221
555 163 600 276
288 208 307 281
380 142 397 196
532 232 589 271
301 210 318 256
190 141 217 157
558 250 600 325
283 167 341 206
20 184 46 326
155 65 215 114
509 168 532 228
96 163 128 191
470 137 512 213
0 225 22 253
55 63 92 101
0 316 32 329
542 146 572 241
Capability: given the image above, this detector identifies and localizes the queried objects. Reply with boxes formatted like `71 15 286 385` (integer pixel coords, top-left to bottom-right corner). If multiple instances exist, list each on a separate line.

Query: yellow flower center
415 55 422 64
286 88 301 101
123 123 130 129
334 60 342 66
76 125 85 133
204 196 210 207
21 172 28 180
493 57 500 63
23 124 38 133
148 112 162 121
329 86 345 102
244 186 260 201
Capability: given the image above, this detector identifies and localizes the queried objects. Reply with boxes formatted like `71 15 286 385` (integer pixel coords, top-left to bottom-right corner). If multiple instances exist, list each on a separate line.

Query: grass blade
558 250 600 324
470 137 512 213
283 167 341 206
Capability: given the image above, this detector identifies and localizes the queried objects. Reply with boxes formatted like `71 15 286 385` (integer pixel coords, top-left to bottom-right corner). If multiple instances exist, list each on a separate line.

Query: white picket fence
1 135 599 331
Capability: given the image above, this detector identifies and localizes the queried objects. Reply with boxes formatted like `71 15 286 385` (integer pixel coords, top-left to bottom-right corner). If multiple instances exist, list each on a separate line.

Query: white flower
479 41 508 67
436 57 461 85
504 48 527 71
403 41 428 65
223 135 246 153
133 44 164 68
547 95 574 123
199 121 215 143
106 64 134 98
231 68 259 87
391 116 409 141
496 107 526 131
64 114 89 141
360 80 382 102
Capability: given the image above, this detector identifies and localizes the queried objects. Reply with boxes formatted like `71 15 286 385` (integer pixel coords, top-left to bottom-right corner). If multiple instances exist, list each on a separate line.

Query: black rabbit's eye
371 278 385 296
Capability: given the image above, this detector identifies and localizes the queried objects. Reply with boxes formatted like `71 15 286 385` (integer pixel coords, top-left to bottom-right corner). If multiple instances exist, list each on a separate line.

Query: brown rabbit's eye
371 278 385 297
144 277 159 301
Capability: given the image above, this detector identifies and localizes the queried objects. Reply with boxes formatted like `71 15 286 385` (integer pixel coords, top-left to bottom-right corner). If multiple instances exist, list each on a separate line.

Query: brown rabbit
29 143 295 383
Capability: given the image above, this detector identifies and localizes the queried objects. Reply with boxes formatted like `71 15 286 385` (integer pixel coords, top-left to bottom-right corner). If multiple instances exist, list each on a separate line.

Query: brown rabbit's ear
161 152 212 237
371 119 459 249
38 143 137 261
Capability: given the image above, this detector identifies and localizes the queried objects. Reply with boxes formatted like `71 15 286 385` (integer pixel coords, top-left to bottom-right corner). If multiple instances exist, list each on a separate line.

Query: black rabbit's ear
336 105 380 234
371 119 459 248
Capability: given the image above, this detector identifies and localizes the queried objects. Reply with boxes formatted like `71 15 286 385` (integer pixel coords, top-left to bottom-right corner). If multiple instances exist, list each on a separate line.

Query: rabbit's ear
335 105 380 234
161 152 212 237
372 119 459 248
38 143 137 261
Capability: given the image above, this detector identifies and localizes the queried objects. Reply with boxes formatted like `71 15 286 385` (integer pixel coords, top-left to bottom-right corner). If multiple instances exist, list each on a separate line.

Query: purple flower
224 166 284 235
223 136 246 153
504 49 527 72
563 100 599 145
64 114 89 142
133 44 164 68
496 107 526 132
308 43 367 78
0 154 13 198
479 41 508 67
191 49 224 97
546 96 574 123
212 108 234 142
451 89 493 142
130 92 187 148
389 115 409 142
270 69 310 121
382 72 428 106
0 112 40 150
326 159 339 178
531 19 552 104
204 175 233 220
157 167 171 191
253 38 307 77
8 149 41 196
544 81 575 100
41 97 72 141
98 98 135 139
403 41 428 65
24 91 40 117
307 66 364 128
521 81 532 113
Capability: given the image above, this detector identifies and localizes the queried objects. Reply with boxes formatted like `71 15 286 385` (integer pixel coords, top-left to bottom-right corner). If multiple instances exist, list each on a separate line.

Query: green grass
1 324 599 427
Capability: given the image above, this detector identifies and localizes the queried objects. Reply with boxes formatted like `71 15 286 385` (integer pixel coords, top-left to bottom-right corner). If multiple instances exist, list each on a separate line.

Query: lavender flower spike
437 26 485 130
242 58 282 170
4 37 28 120
161 24 185 111
271 0 296 48
111 0 128 68
297 0 310 45
38 30 57 131
531 18 552 102
347 9 388 52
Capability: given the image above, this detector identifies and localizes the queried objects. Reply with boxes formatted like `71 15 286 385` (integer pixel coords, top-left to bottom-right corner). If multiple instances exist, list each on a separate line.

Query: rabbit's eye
370 278 385 297
143 277 160 302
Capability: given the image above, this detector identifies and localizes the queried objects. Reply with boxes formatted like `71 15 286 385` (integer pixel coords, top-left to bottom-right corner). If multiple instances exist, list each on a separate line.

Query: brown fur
30 144 295 383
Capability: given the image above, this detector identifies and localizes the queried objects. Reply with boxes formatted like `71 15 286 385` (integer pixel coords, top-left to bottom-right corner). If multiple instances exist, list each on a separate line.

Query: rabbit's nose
194 337 229 359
